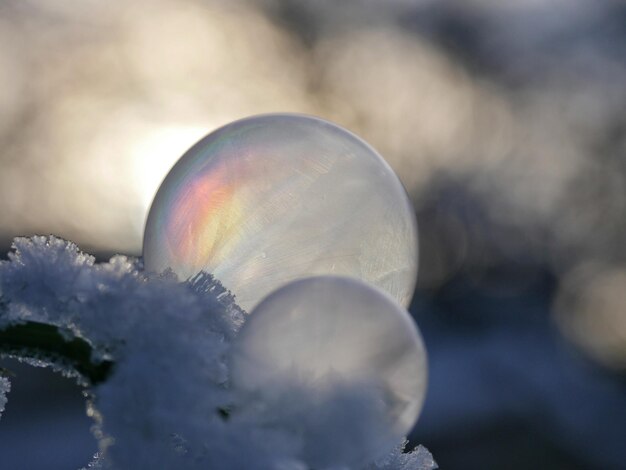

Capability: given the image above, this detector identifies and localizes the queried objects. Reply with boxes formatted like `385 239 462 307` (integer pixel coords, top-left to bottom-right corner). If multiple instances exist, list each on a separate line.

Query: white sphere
143 114 418 311
229 276 428 467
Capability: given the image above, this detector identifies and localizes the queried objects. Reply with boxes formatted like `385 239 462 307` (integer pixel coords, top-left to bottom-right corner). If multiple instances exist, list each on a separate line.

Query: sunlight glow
131 124 209 214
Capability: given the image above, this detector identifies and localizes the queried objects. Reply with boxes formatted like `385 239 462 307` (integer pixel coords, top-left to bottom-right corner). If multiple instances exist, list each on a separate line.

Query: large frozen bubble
229 276 427 467
143 114 418 311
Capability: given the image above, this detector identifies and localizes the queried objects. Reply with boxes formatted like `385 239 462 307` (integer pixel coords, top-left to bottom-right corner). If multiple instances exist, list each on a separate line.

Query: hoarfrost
0 375 9 420
368 444 437 470
80 454 103 470
0 236 436 470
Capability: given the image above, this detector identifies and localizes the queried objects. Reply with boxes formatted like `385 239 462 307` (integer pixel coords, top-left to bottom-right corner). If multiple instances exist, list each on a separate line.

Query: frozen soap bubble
143 114 418 311
229 276 428 468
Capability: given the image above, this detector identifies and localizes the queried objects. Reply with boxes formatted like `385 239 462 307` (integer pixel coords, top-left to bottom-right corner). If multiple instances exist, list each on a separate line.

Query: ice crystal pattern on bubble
143 114 419 312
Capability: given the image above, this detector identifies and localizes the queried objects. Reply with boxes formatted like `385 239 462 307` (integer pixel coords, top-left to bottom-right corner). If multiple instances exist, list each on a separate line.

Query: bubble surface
143 114 418 311
229 276 428 466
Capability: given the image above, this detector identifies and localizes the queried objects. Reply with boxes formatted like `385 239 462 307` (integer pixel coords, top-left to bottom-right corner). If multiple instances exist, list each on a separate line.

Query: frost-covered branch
0 375 9 418
0 320 113 385
0 237 436 470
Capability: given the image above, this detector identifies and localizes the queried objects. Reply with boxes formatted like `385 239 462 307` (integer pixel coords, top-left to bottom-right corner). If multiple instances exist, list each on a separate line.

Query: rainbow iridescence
143 114 418 311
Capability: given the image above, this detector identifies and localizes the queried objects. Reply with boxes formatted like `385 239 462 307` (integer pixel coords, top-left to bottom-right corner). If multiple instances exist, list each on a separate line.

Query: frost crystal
368 444 437 470
0 375 9 420
0 236 436 470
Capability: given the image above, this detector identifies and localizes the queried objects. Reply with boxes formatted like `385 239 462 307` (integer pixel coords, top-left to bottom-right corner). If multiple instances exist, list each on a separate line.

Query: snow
368 444 437 470
0 236 436 470
0 375 9 420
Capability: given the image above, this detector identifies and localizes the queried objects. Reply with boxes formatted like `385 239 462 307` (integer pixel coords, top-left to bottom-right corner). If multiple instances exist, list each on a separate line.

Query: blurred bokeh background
0 0 625 468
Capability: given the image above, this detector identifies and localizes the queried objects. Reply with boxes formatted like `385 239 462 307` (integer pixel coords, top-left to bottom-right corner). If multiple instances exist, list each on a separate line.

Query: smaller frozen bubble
229 276 427 467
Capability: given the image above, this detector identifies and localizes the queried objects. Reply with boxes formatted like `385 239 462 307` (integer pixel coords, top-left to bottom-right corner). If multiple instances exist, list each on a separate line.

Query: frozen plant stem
0 319 234 419
0 237 437 469
0 320 113 385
